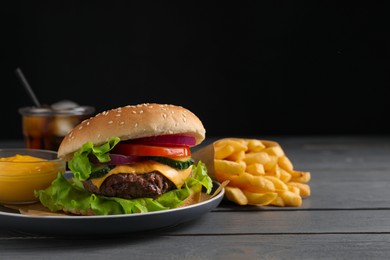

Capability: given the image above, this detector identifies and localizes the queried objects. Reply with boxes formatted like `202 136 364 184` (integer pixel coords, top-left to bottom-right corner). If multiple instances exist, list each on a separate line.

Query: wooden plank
1 234 390 259
163 210 390 235
285 146 390 170
1 210 389 237
305 168 390 209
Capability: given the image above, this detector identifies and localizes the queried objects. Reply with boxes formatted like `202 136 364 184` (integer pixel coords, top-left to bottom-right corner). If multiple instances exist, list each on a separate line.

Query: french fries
193 138 311 207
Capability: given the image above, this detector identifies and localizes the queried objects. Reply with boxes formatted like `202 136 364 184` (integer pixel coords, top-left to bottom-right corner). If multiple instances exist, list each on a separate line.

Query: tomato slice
112 144 191 158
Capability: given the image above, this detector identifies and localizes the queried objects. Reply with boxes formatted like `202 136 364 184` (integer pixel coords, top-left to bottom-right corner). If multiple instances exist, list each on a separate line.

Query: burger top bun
58 103 206 159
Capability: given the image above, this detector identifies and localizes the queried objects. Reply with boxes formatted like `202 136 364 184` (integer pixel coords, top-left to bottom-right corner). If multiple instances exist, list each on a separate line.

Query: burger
35 103 213 215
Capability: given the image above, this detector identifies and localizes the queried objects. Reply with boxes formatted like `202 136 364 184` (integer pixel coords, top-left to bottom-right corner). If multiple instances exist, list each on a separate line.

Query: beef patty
83 171 176 199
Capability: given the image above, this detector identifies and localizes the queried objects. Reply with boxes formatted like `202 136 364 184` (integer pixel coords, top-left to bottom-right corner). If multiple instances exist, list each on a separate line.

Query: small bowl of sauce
0 149 66 204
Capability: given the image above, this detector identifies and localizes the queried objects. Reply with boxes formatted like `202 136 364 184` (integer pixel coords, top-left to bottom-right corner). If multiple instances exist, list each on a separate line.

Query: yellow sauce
0 154 47 162
0 154 65 203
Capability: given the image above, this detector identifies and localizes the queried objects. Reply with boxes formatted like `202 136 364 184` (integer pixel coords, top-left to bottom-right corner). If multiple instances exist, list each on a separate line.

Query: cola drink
19 100 95 151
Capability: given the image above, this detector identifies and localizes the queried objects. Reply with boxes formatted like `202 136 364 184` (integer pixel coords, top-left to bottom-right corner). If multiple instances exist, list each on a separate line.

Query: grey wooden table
1 136 390 259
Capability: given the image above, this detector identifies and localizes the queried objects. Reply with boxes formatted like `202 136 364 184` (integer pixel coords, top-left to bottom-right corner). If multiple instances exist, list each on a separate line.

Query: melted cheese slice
90 161 192 189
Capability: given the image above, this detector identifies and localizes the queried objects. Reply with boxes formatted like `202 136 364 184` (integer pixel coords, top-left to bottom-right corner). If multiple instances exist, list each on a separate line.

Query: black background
1 1 389 140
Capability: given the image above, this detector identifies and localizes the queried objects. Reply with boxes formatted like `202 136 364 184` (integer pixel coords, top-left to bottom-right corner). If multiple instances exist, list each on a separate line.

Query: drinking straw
15 67 41 107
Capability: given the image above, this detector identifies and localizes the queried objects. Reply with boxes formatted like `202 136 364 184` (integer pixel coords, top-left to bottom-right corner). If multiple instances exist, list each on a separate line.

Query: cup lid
18 106 95 116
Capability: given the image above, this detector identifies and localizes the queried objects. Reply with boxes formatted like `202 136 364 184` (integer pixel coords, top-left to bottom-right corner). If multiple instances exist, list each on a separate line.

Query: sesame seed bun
57 103 206 159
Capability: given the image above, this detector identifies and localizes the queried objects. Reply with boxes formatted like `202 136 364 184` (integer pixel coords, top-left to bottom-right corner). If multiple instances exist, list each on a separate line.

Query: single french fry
214 144 235 159
243 191 278 206
237 160 247 169
229 138 249 149
226 150 246 162
288 169 304 177
264 155 278 171
278 190 302 207
287 184 300 195
290 171 311 183
246 163 265 176
261 140 281 148
244 173 275 193
265 162 281 178
288 182 311 196
214 159 245 176
224 186 248 205
213 138 229 147
215 171 251 189
279 168 292 183
269 196 285 207
216 171 275 193
215 138 247 152
278 155 294 172
247 139 266 152
264 176 288 191
243 152 271 165
263 145 285 157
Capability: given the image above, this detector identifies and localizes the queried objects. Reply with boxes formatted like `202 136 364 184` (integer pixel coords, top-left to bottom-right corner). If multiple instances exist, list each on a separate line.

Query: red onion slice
108 154 143 165
89 154 143 165
130 134 196 147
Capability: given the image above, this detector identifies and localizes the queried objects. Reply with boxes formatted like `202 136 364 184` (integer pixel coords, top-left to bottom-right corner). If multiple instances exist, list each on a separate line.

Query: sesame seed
79 126 83 130
120 121 125 125
134 123 138 127
162 113 167 119
108 121 113 124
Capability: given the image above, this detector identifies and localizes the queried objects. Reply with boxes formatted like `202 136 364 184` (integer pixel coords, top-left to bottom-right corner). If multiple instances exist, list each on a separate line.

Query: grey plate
0 182 224 236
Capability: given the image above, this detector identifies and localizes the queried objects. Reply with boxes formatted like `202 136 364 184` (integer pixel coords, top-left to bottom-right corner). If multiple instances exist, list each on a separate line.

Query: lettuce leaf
68 137 120 181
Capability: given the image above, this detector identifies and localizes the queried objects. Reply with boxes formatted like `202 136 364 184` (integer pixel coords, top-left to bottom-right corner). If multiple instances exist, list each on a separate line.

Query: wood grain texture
1 136 390 259
1 234 390 259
